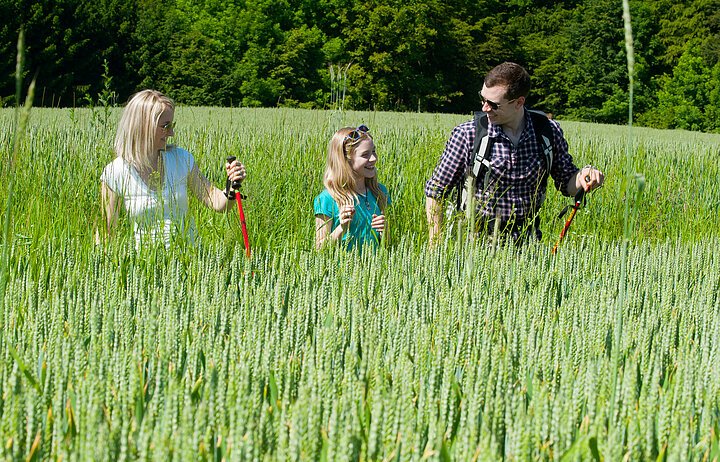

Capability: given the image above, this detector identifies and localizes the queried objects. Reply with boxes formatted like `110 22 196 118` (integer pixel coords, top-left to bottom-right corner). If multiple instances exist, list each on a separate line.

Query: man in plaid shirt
425 62 605 244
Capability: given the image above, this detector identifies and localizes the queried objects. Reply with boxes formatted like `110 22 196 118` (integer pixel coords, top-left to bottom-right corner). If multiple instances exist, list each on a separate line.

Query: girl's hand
225 159 247 183
338 203 356 232
371 214 385 234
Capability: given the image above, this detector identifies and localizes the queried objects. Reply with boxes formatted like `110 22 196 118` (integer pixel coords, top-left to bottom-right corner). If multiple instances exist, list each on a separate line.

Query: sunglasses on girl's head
344 124 370 143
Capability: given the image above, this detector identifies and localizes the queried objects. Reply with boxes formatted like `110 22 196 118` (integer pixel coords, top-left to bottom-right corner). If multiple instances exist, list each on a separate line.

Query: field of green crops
1 107 720 461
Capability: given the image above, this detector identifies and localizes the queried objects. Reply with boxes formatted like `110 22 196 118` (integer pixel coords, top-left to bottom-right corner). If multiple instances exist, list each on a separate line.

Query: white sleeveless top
101 146 197 245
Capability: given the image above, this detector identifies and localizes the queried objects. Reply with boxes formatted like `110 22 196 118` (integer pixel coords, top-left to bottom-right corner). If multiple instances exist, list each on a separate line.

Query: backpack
453 110 555 222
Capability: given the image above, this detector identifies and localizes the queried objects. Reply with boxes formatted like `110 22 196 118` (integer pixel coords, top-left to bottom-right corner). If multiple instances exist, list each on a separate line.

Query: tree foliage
0 0 718 131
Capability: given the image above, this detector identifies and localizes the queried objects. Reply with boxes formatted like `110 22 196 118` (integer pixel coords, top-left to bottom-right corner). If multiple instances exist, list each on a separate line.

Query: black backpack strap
527 110 554 237
456 111 492 211
527 109 554 187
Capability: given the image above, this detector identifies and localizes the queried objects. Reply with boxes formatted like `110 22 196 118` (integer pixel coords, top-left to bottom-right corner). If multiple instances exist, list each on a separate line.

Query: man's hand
569 165 605 196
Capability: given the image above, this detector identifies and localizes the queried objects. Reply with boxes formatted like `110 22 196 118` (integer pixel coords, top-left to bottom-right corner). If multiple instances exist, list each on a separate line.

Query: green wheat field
1 107 719 461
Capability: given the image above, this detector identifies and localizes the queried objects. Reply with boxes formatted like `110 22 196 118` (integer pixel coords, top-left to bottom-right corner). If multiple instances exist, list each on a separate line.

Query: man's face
480 84 523 125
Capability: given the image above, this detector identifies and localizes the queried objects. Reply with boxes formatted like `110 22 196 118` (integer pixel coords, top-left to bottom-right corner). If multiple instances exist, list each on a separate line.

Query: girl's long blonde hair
323 127 387 211
114 89 174 172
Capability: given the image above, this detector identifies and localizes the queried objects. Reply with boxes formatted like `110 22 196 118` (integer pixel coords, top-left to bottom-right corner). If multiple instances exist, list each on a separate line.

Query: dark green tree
342 0 510 112
232 0 291 106
161 0 245 105
644 43 718 132
0 0 718 131
273 25 328 107
0 0 136 106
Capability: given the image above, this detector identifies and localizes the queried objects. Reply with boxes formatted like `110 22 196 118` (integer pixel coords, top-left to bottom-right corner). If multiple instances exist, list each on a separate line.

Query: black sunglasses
344 124 370 143
478 91 516 111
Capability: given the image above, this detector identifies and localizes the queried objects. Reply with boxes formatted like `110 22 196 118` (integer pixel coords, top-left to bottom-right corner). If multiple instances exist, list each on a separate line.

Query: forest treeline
1 0 719 131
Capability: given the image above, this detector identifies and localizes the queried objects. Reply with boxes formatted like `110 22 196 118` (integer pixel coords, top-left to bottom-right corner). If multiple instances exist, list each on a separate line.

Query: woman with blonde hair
100 89 246 245
314 125 390 250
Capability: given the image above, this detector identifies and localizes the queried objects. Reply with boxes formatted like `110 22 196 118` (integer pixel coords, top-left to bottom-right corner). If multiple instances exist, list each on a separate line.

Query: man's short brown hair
484 62 531 101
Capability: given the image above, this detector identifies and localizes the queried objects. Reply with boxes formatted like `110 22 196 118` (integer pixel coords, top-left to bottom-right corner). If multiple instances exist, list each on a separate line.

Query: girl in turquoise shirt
314 125 390 251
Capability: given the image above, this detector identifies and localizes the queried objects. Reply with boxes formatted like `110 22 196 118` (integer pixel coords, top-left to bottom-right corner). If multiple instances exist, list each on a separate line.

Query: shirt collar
487 107 534 140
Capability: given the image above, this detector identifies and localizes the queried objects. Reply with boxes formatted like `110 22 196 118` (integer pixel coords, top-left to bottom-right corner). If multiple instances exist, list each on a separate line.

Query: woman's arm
188 160 246 212
100 181 121 236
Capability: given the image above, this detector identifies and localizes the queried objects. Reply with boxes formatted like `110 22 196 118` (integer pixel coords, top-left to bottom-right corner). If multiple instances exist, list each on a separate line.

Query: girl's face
348 138 377 179
153 106 175 153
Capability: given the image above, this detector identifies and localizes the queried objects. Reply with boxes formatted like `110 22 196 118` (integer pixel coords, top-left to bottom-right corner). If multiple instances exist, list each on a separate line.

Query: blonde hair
323 127 387 212
114 89 174 171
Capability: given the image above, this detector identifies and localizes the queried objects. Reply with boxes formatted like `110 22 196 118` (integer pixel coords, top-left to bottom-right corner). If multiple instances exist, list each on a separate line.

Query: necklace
356 190 372 210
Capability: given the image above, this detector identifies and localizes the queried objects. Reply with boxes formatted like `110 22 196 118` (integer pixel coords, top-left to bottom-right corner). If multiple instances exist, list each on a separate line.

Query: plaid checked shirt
425 109 579 223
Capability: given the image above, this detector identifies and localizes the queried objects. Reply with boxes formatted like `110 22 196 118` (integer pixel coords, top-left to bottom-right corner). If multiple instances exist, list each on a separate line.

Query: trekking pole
226 156 251 258
551 187 586 255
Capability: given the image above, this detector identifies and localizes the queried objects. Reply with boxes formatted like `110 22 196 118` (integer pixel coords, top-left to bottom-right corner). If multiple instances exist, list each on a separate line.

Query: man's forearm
566 173 582 197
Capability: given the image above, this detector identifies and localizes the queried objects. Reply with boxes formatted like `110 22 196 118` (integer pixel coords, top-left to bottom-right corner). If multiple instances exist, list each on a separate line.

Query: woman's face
153 106 175 153
348 138 377 180
480 84 522 126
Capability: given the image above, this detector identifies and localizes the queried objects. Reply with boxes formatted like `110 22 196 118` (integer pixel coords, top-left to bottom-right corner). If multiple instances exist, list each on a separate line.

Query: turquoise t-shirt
313 184 390 250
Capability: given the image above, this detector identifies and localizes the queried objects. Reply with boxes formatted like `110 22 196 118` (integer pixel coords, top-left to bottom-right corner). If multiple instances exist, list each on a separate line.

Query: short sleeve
165 146 196 181
100 158 126 194
314 190 338 218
